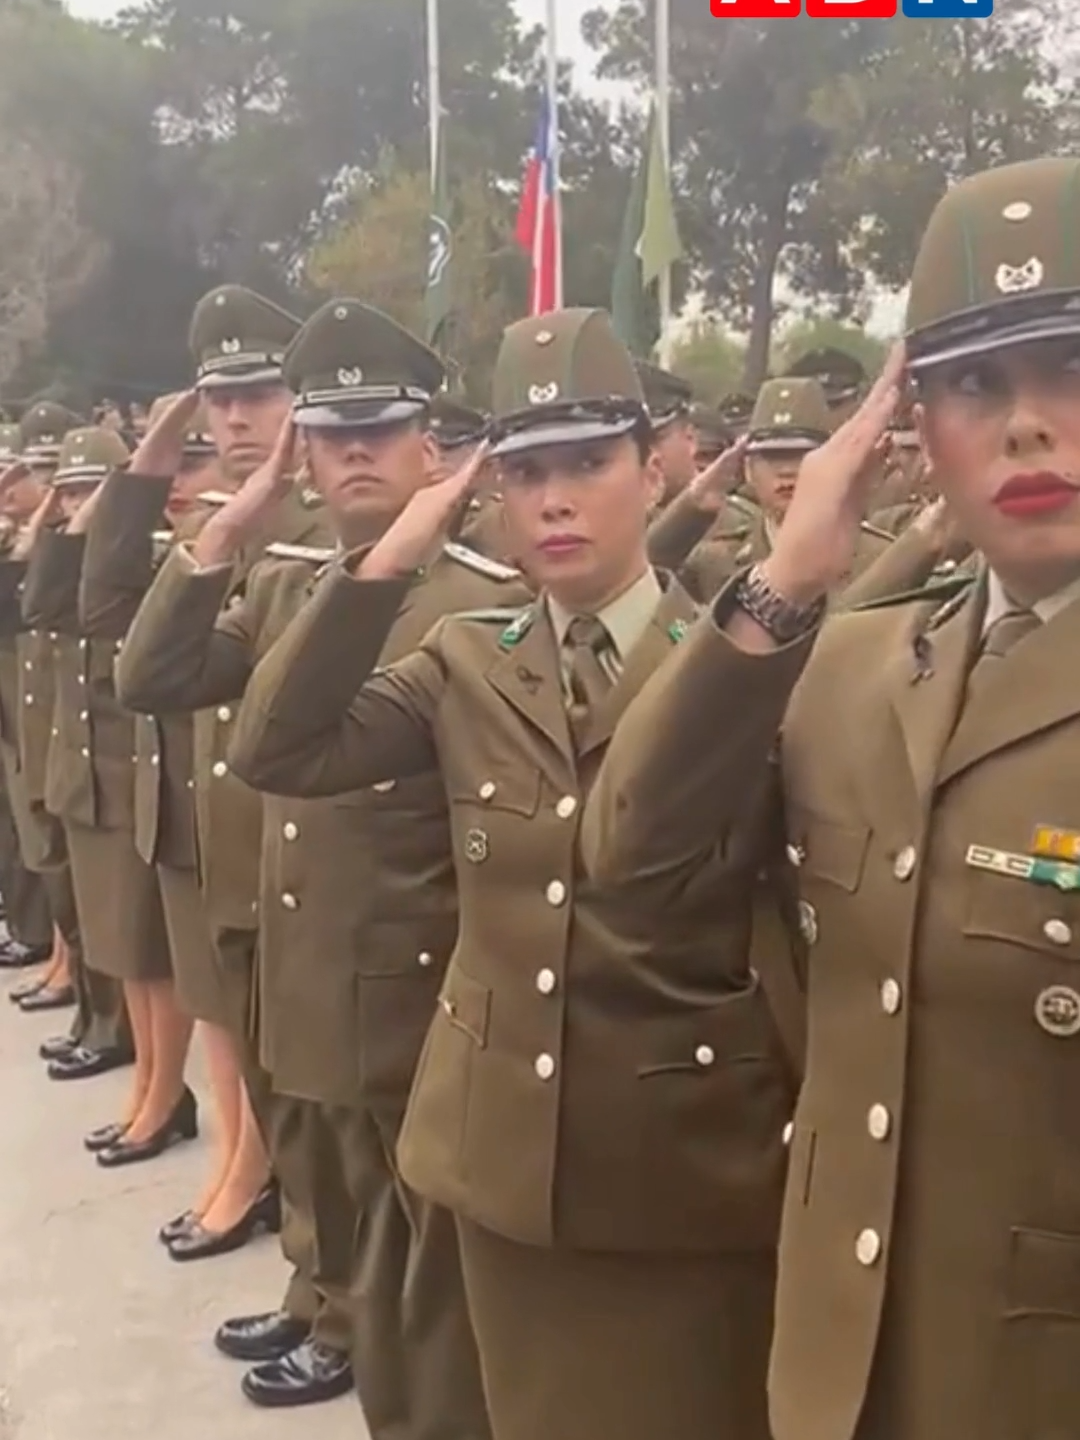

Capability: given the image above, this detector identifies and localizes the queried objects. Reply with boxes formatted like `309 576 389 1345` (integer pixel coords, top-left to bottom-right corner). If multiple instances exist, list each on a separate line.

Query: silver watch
732 564 824 643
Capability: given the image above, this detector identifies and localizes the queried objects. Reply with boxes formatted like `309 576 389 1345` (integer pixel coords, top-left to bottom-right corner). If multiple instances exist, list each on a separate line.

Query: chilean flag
515 95 561 315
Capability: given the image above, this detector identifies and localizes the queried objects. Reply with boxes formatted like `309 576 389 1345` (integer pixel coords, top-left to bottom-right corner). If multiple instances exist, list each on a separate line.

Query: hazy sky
66 0 609 83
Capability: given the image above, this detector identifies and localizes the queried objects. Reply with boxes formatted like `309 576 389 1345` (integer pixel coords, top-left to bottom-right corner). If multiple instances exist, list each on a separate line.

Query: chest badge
464 828 490 864
1035 985 1080 1038
965 843 1080 892
798 899 818 945
1030 825 1080 864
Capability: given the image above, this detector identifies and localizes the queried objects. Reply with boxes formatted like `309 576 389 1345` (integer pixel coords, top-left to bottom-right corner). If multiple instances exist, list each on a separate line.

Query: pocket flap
1006 1227 1080 1319
438 965 491 1048
787 806 871 892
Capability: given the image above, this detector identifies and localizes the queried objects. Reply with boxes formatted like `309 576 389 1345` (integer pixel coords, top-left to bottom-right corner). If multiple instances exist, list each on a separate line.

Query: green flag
425 121 453 348
638 107 683 291
611 107 655 354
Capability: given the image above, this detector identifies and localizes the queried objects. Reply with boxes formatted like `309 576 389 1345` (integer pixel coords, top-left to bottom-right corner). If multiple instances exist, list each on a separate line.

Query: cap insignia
774 411 791 424
221 338 241 354
1002 201 1032 222
214 294 227 306
995 257 1043 294
528 381 559 404
337 366 364 387
334 306 348 320
535 330 554 346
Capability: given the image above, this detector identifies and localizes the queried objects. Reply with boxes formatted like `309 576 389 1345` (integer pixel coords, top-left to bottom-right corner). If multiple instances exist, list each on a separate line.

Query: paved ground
0 975 366 1440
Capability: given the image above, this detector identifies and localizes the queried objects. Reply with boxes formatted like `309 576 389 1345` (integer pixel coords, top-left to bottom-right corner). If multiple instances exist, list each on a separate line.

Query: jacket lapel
938 591 1080 786
885 582 982 811
578 579 699 759
484 604 572 760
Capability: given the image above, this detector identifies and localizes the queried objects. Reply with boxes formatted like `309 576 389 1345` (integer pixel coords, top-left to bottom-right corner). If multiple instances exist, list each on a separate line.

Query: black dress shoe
84 1121 127 1154
19 983 75 1013
167 1184 280 1263
47 1044 130 1081
215 1310 310 1363
0 940 52 970
240 1341 353 1409
39 1034 77 1062
158 1210 198 1245
10 978 45 1004
96 1086 197 1168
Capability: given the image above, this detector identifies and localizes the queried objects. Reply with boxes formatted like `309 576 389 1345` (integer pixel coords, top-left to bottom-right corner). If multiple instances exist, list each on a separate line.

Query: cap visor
744 437 822 454
197 366 284 392
294 398 427 430
908 310 1080 372
491 416 637 458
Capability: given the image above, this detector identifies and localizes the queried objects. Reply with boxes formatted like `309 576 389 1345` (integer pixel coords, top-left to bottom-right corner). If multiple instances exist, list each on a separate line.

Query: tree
773 318 887 380
0 136 96 389
668 320 745 403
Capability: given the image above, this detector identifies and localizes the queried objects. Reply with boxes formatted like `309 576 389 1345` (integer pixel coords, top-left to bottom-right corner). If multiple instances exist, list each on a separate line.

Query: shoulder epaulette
454 606 525 624
497 605 538 649
859 519 895 542
264 542 338 564
196 489 235 508
850 573 975 614
727 495 760 519
443 540 520 582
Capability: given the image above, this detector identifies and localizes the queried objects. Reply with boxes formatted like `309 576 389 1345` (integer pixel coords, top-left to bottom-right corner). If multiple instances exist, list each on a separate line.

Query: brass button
79 710 88 722
867 1104 891 1141
893 846 917 881
782 1121 794 1146
880 978 902 1015
695 1044 715 1067
150 754 159 767
479 781 496 800
212 761 228 778
418 951 433 968
536 968 556 995
856 1228 882 1266
546 880 566 907
80 747 89 758
556 795 577 820
281 893 299 911
217 706 232 723
534 1053 556 1081
786 843 805 867
283 822 299 841
1044 918 1072 947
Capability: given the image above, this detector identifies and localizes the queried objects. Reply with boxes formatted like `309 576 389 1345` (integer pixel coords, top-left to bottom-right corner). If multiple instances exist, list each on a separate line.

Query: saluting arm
21 528 85 632
79 469 172 636
227 565 443 798
0 557 28 637
114 545 253 713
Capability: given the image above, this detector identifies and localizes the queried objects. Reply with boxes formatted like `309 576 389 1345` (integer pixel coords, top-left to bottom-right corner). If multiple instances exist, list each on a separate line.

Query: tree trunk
741 183 791 391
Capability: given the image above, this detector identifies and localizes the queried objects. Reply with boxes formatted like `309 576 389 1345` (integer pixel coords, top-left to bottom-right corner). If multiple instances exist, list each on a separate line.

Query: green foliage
668 320 746 403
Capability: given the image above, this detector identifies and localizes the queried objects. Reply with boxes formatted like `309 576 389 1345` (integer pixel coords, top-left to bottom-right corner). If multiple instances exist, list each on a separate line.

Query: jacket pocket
995 1227 1080 1440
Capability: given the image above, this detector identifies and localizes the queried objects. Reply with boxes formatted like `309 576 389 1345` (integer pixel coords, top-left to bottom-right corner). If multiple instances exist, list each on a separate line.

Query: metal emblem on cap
535 330 554 345
1035 985 1080 1037
337 367 364 387
221 337 241 353
464 828 489 864
334 305 348 319
774 411 791 424
214 294 226 306
528 382 559 404
1002 201 1033 222
995 257 1043 294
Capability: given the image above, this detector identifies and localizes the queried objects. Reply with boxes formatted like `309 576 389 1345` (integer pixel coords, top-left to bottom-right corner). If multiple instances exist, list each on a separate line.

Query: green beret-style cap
189 285 300 390
746 378 831 453
52 426 130 488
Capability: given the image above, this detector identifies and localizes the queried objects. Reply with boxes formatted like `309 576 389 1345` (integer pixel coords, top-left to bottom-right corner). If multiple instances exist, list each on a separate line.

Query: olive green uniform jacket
583 571 1080 1440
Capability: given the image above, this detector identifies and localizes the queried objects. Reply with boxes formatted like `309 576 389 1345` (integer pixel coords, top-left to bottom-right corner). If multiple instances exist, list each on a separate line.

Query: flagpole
544 0 563 308
426 0 440 184
655 0 672 365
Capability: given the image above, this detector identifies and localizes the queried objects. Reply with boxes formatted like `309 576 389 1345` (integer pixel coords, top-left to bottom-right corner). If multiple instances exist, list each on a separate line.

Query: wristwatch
732 564 825 644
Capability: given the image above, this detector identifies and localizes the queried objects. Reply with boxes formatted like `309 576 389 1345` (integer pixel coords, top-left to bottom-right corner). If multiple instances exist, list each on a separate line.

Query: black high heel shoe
84 1121 128 1154
166 1183 281 1263
159 1210 199 1245
96 1086 198 1169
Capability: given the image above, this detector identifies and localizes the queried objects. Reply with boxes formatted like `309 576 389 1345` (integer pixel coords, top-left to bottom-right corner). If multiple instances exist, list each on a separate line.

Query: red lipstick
538 534 587 555
994 472 1078 518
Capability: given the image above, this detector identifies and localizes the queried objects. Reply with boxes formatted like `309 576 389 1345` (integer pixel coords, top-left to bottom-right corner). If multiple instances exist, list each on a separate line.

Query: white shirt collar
547 567 662 662
984 568 1080 631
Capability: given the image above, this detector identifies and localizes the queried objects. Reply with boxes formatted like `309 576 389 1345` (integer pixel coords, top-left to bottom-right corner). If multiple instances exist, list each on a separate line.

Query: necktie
964 606 1041 708
564 615 613 744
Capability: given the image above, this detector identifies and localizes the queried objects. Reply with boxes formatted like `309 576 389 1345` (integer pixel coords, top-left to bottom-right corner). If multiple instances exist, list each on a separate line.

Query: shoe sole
239 1376 354 1409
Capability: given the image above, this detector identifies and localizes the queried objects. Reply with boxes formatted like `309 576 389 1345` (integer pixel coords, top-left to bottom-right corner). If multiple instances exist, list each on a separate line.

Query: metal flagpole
427 0 440 182
544 0 563 308
656 0 672 365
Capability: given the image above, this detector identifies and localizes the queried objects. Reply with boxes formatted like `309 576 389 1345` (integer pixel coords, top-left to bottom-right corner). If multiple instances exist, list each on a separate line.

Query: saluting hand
686 435 749 513
130 389 201 478
0 460 30 504
357 442 490 581
191 414 296 567
763 342 905 605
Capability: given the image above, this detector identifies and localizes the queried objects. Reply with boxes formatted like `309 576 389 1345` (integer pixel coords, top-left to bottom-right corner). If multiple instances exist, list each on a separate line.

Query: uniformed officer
635 359 697 503
78 389 277 1248
111 285 331 1373
647 376 894 601
21 426 195 1159
787 344 866 427
432 394 510 562
584 155 1080 1440
226 307 797 1440
689 403 734 469
118 298 517 1425
13 403 131 1078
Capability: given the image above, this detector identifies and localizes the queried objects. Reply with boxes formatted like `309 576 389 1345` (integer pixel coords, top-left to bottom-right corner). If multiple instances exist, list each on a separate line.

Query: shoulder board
727 495 759 519
196 489 235 508
264 542 338 564
151 530 173 546
497 605 538 649
453 607 526 624
443 541 520 581
850 573 976 614
859 520 895 542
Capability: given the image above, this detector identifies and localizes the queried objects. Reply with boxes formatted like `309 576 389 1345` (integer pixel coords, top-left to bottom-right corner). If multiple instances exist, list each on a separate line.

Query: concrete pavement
0 976 365 1440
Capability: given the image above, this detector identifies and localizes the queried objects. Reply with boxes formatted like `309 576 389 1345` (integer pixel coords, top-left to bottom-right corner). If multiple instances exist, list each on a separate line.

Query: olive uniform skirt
64 820 171 982
156 861 225 1024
